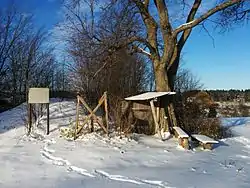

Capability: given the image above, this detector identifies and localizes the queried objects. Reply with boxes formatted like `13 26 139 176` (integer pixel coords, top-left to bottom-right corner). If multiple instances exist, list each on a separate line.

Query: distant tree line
0 4 70 110
206 90 250 102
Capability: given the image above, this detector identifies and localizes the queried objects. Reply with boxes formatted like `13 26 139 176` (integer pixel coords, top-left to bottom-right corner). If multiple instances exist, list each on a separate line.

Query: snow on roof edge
125 92 176 101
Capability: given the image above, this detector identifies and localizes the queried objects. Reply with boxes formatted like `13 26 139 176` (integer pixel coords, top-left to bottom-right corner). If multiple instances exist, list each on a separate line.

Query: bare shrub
175 91 231 139
238 104 250 117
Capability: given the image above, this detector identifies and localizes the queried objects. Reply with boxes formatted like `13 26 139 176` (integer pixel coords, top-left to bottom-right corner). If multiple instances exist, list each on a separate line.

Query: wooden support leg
150 100 159 134
178 137 189 149
28 103 32 135
90 116 94 132
104 92 109 136
74 96 80 140
46 103 50 135
183 138 189 149
174 130 178 138
203 143 213 150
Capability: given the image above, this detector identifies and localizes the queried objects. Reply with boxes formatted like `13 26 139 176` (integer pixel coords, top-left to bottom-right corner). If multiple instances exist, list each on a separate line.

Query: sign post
28 88 50 135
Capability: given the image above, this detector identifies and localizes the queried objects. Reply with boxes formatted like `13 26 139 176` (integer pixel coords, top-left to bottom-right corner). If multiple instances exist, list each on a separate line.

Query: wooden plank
78 96 93 114
104 92 109 135
191 134 219 144
150 100 163 140
96 120 108 134
90 116 94 132
74 96 80 139
131 108 149 111
173 127 189 138
156 100 160 124
150 100 158 133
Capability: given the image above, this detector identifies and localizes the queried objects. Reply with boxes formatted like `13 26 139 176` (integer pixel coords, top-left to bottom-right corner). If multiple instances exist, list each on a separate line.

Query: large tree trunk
154 64 170 92
153 61 177 136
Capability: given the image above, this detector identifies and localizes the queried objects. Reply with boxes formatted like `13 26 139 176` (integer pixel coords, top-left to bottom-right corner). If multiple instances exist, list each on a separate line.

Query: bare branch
174 0 246 35
201 23 215 48
132 0 159 60
131 45 152 59
177 0 202 51
153 0 172 33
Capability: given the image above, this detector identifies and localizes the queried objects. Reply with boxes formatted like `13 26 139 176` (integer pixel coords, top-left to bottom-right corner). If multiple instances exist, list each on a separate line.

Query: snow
221 117 250 127
1 100 250 187
125 92 176 101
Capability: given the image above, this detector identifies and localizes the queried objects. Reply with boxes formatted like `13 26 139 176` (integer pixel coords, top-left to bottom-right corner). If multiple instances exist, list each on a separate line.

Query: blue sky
0 0 249 90
0 0 62 29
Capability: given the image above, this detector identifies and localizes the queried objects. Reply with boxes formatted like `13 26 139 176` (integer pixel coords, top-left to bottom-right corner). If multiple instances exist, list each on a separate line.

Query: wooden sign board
28 88 49 104
27 87 50 135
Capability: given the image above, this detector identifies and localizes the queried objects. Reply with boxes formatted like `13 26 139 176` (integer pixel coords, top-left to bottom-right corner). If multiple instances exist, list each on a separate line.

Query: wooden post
104 92 109 136
90 116 94 132
28 103 32 135
46 103 50 135
156 99 160 124
150 100 158 134
150 100 163 140
74 96 80 140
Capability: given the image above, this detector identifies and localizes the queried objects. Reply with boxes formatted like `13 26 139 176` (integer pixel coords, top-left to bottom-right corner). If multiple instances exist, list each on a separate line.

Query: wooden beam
156 100 160 124
27 103 32 135
104 92 109 136
150 100 159 134
74 96 80 140
131 108 149 111
78 95 93 114
46 103 50 135
150 100 164 141
96 120 108 134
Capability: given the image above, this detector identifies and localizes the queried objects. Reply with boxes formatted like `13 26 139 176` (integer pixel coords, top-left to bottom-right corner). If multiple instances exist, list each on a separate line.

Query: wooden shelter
124 92 176 140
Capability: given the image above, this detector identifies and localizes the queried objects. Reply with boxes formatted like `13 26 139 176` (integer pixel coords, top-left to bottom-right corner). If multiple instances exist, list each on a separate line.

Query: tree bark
153 60 177 135
154 63 170 92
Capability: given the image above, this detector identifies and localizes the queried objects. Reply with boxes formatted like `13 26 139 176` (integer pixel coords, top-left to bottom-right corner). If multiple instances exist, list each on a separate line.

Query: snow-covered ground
1 100 250 188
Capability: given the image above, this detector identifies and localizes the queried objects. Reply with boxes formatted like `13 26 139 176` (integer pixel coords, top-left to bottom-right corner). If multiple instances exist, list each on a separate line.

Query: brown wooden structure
124 92 176 140
173 126 190 149
191 134 219 150
74 92 109 139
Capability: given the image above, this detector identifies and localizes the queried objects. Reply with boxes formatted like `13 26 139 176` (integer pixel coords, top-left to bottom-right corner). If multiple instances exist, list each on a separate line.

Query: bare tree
0 3 58 105
58 0 148 99
0 5 33 87
64 0 250 133
175 68 203 93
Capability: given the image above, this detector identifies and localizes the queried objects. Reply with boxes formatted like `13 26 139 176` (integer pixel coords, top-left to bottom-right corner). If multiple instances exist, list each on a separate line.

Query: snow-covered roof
125 92 176 101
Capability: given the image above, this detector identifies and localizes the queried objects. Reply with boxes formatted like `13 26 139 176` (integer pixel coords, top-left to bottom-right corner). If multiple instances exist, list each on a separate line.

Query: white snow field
1 100 250 188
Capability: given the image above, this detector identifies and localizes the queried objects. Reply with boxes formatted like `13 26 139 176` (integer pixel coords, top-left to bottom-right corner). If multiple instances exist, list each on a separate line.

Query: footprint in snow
190 167 208 174
191 167 197 172
203 170 207 174
236 167 244 173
